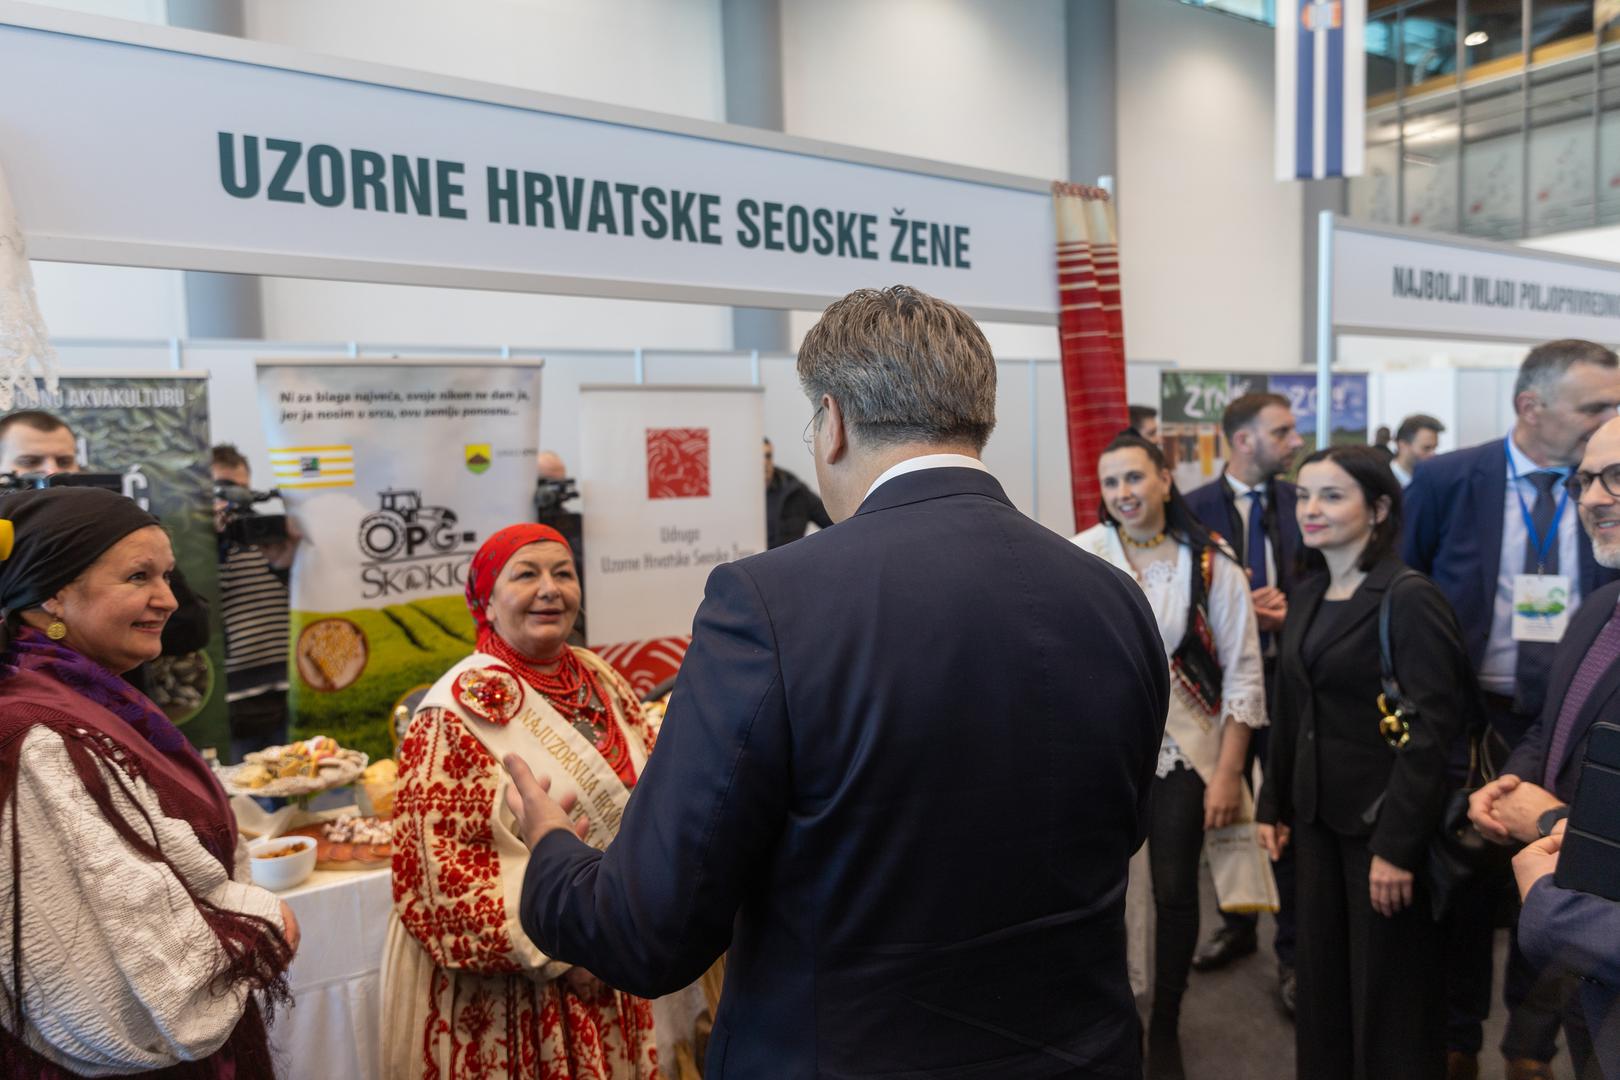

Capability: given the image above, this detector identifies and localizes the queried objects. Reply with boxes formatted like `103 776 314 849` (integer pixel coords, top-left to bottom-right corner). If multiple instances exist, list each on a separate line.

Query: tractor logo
465 444 492 475
357 488 477 562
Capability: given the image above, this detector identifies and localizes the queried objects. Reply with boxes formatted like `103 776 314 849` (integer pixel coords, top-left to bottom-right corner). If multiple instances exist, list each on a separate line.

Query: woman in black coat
1256 446 1471 1080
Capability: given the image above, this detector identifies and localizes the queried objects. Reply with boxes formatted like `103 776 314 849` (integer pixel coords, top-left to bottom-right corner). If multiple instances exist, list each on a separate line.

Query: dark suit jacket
1504 580 1620 801
1402 440 1618 717
1183 473 1304 594
1519 877 1620 1078
1257 557 1472 871
519 467 1170 1078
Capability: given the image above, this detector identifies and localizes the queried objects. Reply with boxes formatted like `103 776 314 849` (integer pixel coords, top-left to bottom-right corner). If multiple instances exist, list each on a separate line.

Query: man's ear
822 395 850 466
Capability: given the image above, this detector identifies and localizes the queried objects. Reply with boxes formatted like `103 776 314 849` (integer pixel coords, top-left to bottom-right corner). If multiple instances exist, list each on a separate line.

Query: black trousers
1293 817 1446 1080
1148 765 1205 1014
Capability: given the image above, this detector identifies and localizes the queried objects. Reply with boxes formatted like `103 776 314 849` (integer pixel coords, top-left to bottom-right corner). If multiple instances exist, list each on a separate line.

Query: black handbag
1377 569 1511 921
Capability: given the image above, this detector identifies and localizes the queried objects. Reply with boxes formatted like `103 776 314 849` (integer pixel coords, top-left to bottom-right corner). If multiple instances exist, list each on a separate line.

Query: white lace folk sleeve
1208 554 1268 729
0 728 286 1077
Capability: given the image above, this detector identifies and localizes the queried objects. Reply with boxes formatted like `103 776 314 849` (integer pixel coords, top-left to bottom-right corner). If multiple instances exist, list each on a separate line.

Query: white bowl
248 836 318 891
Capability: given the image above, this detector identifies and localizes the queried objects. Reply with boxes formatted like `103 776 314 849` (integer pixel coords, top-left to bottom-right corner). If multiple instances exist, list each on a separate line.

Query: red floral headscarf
465 524 573 649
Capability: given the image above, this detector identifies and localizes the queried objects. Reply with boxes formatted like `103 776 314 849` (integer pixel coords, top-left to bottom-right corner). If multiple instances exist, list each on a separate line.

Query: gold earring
46 619 67 641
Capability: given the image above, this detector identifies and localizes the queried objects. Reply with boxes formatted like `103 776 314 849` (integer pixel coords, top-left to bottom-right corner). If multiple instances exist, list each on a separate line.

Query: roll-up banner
1159 370 1368 491
18 372 230 754
255 361 541 762
578 386 766 666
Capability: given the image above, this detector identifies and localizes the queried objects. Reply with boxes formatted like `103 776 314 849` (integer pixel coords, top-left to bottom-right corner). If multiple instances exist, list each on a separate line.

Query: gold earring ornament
46 620 67 641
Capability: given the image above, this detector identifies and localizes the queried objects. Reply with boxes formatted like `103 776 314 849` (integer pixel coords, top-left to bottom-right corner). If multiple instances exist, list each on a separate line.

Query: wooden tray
284 822 392 872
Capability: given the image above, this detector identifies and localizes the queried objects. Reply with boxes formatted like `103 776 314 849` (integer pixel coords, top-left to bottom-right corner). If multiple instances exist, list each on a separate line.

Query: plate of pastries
218 736 369 798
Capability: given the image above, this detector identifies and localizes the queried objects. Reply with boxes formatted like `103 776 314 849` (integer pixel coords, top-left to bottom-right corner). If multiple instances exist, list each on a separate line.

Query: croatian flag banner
1276 0 1365 181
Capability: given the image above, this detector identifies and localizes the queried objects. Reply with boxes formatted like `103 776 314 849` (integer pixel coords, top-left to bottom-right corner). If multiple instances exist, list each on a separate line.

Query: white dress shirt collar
1505 431 1569 478
1225 471 1263 502
863 453 990 503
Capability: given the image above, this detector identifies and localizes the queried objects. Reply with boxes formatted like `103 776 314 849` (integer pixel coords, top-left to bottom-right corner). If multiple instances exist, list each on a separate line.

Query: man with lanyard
1404 339 1620 1080
1183 391 1305 1010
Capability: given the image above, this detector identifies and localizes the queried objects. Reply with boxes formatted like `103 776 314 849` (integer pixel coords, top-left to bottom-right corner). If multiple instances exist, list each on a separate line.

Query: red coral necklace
483 635 636 787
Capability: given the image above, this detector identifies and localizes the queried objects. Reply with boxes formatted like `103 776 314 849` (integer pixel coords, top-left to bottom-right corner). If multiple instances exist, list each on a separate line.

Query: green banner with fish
21 373 230 755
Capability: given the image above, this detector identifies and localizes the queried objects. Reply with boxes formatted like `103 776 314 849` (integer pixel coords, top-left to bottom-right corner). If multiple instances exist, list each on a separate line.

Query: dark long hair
1295 444 1403 574
1096 432 1227 557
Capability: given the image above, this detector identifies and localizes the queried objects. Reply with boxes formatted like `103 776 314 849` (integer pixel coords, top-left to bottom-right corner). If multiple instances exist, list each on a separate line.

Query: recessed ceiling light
1465 31 1489 46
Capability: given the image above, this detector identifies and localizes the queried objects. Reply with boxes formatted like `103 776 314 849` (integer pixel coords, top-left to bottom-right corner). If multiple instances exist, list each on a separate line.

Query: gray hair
797 285 997 450
1515 339 1619 401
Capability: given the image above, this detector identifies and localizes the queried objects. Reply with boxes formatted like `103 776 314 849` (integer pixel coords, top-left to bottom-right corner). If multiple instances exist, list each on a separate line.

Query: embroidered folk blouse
0 728 286 1076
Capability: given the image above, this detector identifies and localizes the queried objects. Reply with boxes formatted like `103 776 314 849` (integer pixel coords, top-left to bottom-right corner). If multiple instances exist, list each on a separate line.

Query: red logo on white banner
645 428 711 499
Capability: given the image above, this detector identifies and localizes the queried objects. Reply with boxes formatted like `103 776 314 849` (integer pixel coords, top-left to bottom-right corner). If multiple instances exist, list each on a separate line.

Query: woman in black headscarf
0 487 298 1078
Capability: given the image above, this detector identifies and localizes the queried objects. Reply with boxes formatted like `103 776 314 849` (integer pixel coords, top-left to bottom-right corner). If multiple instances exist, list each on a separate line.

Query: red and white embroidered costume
381 645 669 1080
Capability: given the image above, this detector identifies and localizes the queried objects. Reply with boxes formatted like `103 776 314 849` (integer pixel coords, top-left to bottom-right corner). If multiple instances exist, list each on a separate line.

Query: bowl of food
248 835 318 891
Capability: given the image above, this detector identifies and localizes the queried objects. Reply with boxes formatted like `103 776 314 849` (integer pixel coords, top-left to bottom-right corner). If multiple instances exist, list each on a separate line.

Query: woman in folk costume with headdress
1073 432 1268 1080
0 487 296 1077
383 523 696 1079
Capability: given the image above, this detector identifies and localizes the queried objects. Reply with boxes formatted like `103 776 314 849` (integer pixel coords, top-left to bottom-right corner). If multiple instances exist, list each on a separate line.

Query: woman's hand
1204 768 1243 830
1369 855 1414 917
278 900 301 954
1257 822 1290 861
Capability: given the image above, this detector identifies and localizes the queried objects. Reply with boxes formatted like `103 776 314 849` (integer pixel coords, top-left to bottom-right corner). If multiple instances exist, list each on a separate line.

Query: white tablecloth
271 867 391 1080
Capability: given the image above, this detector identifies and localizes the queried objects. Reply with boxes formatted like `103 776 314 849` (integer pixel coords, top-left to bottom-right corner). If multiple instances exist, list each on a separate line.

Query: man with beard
1183 391 1305 1011
1406 339 1620 1080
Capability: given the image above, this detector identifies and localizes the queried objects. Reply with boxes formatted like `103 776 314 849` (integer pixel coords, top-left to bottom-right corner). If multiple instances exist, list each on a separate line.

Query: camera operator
0 411 210 676
211 444 297 759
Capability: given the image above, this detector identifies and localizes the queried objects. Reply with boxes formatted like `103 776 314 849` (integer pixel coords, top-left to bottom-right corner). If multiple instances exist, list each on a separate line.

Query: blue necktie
1246 490 1268 588
1515 470 1563 715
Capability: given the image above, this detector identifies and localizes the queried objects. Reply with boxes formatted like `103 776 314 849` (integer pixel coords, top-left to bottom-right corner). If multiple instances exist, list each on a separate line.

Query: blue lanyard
1506 436 1569 575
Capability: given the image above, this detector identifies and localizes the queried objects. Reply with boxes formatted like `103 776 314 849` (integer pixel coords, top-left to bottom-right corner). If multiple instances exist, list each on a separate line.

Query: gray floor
1175 870 1577 1080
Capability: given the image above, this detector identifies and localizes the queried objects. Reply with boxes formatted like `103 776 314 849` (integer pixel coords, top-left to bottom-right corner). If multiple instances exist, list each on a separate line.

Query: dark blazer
1257 557 1472 871
1518 877 1620 1079
1183 473 1304 594
1401 440 1618 707
1503 580 1620 801
519 467 1170 1079
765 466 832 549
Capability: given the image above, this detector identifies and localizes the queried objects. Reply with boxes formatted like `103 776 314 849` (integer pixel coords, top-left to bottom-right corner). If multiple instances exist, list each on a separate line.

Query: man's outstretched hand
503 754 591 851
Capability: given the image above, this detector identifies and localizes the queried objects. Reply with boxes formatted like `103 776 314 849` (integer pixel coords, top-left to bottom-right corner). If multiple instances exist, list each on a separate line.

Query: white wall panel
1116 0 1303 372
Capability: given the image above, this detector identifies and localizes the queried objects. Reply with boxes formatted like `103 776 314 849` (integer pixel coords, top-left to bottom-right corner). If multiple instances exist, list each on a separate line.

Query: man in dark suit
1470 415 1620 1079
502 286 1171 1078
1408 340 1620 1080
1183 391 1305 1003
1513 824 1620 1080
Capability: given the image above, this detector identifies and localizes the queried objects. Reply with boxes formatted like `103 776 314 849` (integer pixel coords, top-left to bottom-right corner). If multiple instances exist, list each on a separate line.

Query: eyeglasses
1565 464 1620 500
802 404 825 450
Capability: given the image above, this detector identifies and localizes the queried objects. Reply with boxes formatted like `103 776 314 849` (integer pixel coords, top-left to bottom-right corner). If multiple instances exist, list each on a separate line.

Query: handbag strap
1378 568 1422 704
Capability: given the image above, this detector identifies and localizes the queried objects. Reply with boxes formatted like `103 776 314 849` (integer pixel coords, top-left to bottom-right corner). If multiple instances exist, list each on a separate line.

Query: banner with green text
1 12 1053 323
255 361 541 762
20 372 230 754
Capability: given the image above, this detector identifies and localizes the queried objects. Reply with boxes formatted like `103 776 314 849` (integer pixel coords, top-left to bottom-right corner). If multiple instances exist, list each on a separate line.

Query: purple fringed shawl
0 628 291 1078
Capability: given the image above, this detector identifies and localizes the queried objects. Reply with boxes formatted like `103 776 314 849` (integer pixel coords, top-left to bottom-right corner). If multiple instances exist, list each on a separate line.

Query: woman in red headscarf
380 525 672 1079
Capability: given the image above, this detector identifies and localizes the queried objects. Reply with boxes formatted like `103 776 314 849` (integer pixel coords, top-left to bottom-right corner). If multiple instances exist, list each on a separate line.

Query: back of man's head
1515 339 1620 401
797 285 997 451
1221 392 1290 444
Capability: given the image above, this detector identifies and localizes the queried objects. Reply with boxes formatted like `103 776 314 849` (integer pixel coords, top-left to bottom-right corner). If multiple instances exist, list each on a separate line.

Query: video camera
215 483 289 547
0 471 125 496
534 476 579 518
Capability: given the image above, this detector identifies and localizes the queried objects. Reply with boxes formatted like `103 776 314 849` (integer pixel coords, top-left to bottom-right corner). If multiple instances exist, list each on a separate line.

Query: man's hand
258 517 303 571
277 900 302 955
1469 775 1520 845
1513 819 1566 900
1369 854 1415 917
1251 586 1287 632
1491 778 1565 845
502 754 591 851
1257 822 1290 861
1204 768 1243 830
